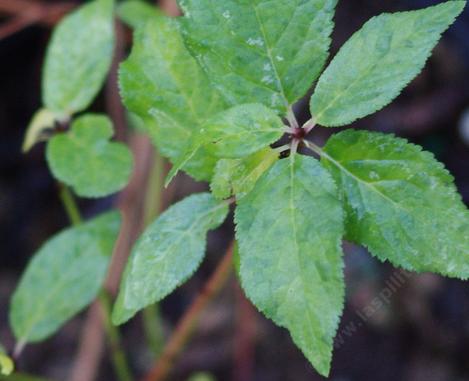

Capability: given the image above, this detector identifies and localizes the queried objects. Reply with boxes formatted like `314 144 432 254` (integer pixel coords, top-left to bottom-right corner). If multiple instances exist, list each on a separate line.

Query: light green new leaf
113 193 229 325
235 154 344 376
178 0 337 114
211 148 279 200
10 211 121 343
310 1 466 127
322 129 469 278
203 104 284 159
43 0 115 117
0 345 13 376
22 109 56 153
117 0 163 29
46 114 133 198
119 15 226 181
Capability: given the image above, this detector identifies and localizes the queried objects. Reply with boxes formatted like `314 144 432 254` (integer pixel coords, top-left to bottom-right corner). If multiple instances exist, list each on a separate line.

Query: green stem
57 184 133 381
142 306 165 356
143 150 165 226
0 373 52 381
59 184 82 225
99 292 134 381
142 151 166 355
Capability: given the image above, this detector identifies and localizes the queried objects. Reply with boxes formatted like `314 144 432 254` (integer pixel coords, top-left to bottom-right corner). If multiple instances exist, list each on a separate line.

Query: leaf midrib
287 155 316 341
250 2 290 110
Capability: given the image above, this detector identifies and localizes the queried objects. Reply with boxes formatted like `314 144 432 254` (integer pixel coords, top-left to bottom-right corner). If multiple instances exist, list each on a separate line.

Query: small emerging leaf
117 0 163 29
0 346 13 376
178 0 338 114
22 109 57 153
310 1 466 126
235 155 344 376
46 114 133 198
10 211 121 343
322 129 469 278
113 193 229 325
211 148 279 200
203 104 284 159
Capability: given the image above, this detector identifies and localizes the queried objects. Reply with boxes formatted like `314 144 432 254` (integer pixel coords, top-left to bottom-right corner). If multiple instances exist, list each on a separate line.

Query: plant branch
232 283 257 381
69 14 152 381
99 291 134 381
57 185 133 381
142 150 167 355
142 241 235 381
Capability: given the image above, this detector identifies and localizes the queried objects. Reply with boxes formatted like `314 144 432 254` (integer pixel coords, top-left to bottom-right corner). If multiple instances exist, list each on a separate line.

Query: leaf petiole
302 119 316 134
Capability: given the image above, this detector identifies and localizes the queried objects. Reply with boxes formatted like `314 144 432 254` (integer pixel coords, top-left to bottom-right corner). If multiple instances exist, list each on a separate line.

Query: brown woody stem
142 242 235 381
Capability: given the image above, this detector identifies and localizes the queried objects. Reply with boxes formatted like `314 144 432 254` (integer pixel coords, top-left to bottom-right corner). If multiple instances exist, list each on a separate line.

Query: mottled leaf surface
203 104 284 159
310 1 465 126
119 16 226 181
43 0 114 116
10 212 121 343
235 155 344 376
46 114 133 198
178 0 337 114
211 148 279 200
322 129 469 278
113 193 229 324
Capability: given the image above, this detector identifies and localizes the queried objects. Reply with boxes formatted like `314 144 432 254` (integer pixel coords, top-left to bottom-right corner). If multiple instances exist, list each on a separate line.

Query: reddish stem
142 242 235 381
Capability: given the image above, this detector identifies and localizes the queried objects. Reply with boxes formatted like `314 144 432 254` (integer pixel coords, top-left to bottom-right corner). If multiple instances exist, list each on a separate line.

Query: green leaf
164 142 203 187
203 104 284 159
0 346 13 376
43 0 115 116
235 154 344 376
165 104 283 186
178 0 337 114
46 114 133 198
119 15 226 181
113 193 229 325
321 129 469 278
22 109 56 153
117 0 163 29
10 211 121 343
310 1 466 127
211 148 279 200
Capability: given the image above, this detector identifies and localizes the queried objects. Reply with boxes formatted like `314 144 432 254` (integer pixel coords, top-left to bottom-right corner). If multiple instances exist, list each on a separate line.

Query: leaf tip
111 295 135 326
0 354 14 376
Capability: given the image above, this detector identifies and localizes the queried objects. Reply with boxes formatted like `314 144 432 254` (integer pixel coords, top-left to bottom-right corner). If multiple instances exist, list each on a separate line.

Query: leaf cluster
12 0 469 378
112 0 469 375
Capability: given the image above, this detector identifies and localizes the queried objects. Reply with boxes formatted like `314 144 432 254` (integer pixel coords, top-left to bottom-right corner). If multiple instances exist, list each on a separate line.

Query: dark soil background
1 1 469 380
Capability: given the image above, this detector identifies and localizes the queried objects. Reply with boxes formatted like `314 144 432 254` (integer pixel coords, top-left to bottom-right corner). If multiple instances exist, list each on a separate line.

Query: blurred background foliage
0 0 469 380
